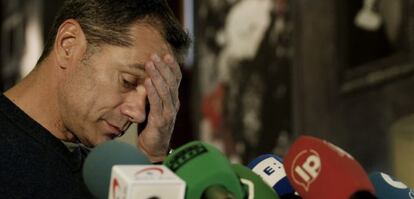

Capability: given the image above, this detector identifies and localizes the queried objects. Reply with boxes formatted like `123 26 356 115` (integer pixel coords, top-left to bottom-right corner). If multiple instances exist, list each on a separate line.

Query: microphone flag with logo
109 165 186 199
163 141 245 199
232 164 280 199
283 136 375 199
82 140 150 199
247 154 295 196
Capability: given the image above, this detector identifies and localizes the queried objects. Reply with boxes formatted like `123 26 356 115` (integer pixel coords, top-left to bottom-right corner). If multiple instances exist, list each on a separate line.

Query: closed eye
122 78 137 89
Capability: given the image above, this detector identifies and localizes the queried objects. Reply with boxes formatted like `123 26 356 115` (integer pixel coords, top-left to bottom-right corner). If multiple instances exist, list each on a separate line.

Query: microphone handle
202 185 237 199
349 191 377 199
280 193 303 199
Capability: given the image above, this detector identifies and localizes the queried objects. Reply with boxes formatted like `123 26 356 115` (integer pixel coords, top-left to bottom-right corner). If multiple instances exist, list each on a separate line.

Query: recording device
232 164 280 199
283 136 376 199
369 171 414 199
163 141 245 199
247 154 295 196
82 140 150 199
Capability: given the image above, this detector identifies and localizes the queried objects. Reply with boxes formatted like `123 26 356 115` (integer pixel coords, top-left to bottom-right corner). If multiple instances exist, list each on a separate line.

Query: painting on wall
339 0 414 93
195 0 294 163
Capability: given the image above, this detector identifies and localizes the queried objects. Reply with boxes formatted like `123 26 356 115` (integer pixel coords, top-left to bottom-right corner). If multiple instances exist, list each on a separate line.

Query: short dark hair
38 0 191 64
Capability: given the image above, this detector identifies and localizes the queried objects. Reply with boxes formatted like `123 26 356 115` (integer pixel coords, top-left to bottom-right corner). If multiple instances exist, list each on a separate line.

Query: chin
79 137 103 148
92 135 115 147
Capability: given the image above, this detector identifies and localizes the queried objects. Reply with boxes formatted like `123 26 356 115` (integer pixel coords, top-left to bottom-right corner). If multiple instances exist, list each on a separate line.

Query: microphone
83 140 186 199
283 136 376 199
109 165 186 199
231 164 280 199
83 140 150 198
247 154 295 196
163 141 245 199
369 171 414 199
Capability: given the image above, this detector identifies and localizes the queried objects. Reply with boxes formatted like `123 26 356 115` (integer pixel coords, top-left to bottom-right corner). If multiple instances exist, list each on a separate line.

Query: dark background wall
292 0 414 175
192 0 414 185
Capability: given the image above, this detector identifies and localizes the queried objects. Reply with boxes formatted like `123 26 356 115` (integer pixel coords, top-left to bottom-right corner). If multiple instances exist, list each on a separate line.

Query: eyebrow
127 63 146 71
123 62 148 78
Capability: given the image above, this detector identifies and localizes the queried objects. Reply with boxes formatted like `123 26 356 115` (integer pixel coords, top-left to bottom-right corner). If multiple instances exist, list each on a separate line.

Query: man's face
57 24 172 147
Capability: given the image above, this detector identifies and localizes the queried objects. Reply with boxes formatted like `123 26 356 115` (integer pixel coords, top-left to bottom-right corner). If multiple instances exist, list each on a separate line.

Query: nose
120 85 147 123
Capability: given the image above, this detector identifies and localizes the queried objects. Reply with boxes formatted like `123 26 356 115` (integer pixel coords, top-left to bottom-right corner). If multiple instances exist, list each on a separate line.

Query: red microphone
283 136 375 199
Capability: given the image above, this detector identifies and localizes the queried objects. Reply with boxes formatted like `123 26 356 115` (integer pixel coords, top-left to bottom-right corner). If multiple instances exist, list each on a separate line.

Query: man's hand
137 53 181 162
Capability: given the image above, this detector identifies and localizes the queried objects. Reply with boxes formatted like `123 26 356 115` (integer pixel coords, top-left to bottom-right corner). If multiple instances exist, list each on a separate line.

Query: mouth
104 121 124 137
106 121 121 131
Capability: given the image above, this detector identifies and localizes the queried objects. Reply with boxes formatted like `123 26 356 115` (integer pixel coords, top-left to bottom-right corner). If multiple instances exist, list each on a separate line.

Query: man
0 0 190 198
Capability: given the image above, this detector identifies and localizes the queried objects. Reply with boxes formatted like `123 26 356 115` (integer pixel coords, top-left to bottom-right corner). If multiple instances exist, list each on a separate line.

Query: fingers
137 53 180 161
164 54 181 110
144 53 181 126
149 54 181 110
164 54 182 86
154 54 181 87
144 76 162 120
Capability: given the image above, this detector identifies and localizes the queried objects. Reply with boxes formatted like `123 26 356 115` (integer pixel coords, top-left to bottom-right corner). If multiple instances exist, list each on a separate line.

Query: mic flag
247 154 295 196
283 136 375 199
109 165 186 199
83 140 150 199
232 164 280 199
163 141 245 199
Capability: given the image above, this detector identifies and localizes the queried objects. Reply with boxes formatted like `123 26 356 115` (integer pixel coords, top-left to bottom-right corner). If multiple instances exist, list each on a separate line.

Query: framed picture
338 0 414 93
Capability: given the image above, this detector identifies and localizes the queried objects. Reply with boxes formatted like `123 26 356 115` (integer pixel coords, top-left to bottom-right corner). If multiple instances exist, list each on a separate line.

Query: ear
54 19 87 69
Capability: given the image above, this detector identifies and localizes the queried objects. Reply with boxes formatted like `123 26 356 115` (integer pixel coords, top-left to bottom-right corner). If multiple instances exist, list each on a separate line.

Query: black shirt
0 94 94 198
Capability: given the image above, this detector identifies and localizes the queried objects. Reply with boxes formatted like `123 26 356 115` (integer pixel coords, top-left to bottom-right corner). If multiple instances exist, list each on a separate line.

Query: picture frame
338 0 414 93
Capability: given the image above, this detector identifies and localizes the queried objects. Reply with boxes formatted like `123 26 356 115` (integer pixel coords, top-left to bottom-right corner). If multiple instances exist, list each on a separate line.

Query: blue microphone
369 172 414 199
247 154 295 196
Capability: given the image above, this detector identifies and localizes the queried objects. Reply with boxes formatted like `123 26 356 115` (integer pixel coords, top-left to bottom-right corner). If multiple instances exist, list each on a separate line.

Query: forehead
128 23 173 57
87 23 173 73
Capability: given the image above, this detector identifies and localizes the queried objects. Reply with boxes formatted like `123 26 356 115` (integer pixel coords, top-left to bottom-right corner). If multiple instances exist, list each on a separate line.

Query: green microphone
232 164 280 199
202 185 237 199
163 141 244 199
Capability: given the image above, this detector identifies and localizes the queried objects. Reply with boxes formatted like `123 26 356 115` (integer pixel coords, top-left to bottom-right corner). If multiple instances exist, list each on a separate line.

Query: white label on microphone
109 165 186 199
251 157 286 187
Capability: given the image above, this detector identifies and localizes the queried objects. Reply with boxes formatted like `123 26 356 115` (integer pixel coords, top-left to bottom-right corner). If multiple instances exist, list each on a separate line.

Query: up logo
291 149 321 191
